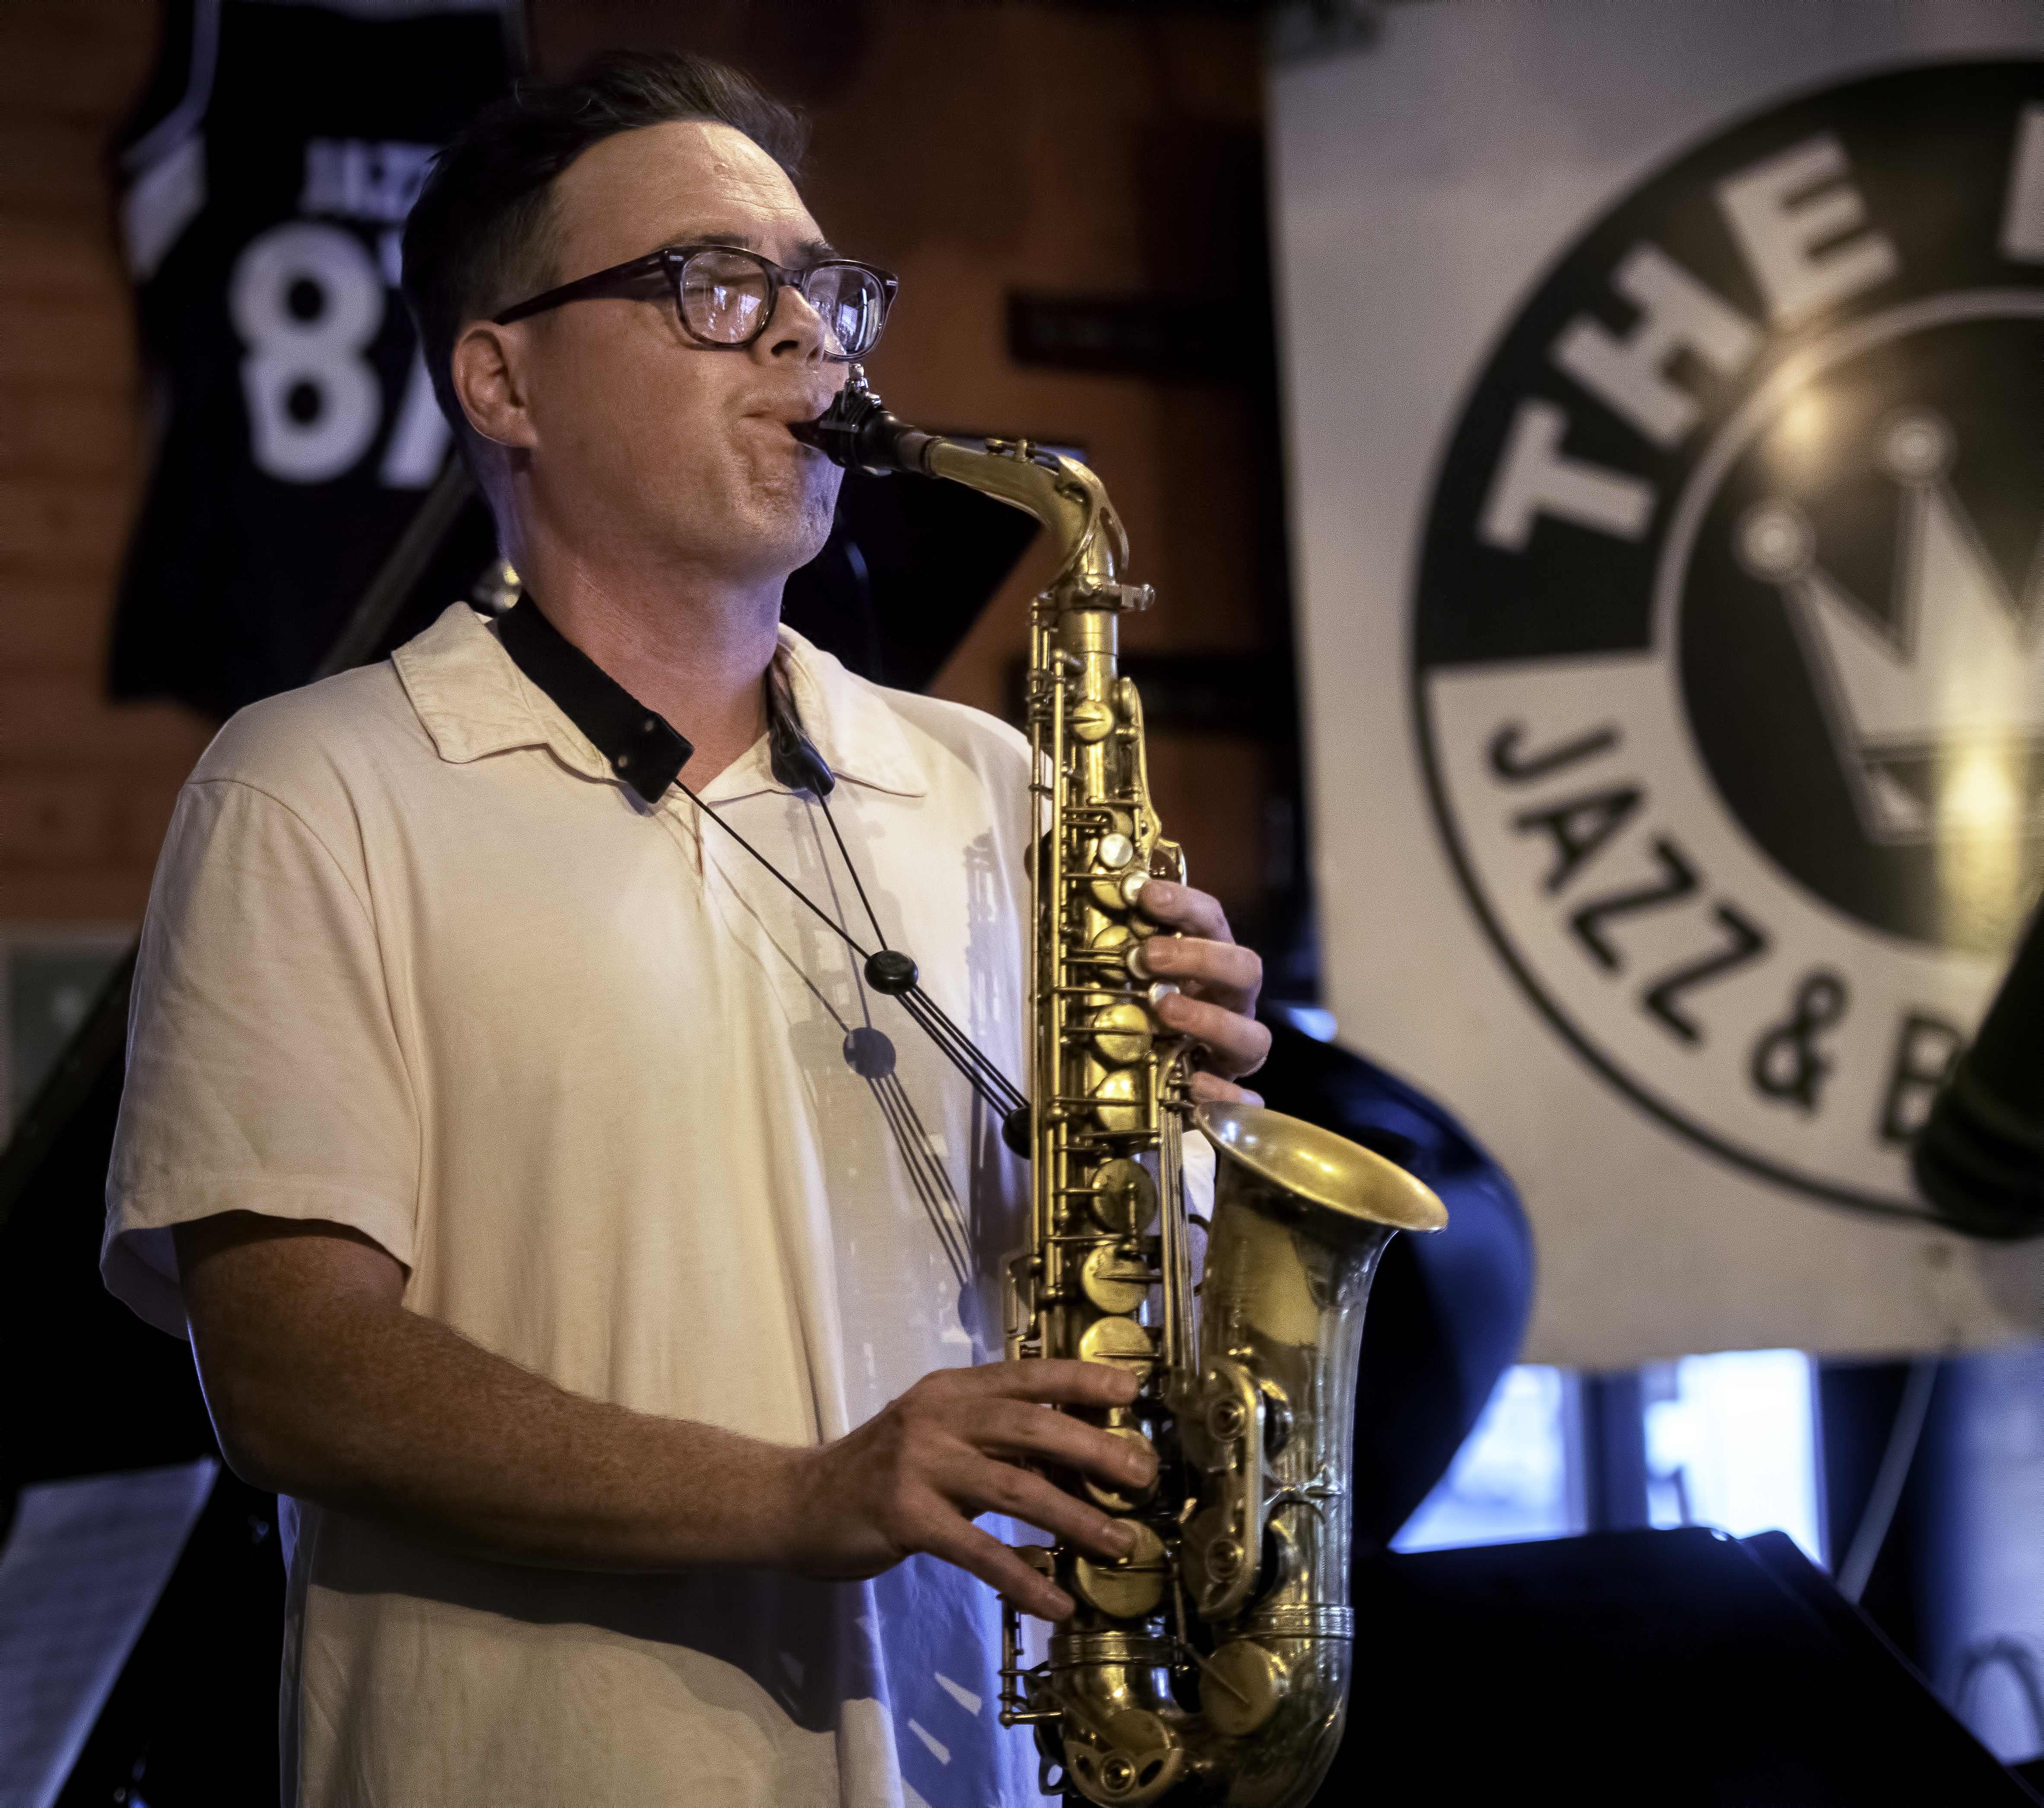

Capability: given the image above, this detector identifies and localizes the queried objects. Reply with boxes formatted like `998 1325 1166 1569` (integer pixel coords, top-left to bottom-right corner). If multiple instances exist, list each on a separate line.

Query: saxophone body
795 375 1448 1807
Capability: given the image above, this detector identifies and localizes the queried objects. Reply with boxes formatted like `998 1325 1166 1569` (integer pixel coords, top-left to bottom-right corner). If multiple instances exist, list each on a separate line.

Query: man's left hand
1131 879 1271 1104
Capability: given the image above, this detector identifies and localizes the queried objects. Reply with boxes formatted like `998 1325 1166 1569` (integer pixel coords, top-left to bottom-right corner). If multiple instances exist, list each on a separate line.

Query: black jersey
109 0 505 719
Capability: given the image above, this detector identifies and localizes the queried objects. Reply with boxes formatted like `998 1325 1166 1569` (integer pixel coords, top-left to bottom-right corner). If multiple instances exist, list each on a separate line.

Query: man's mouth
782 409 840 456
735 395 840 457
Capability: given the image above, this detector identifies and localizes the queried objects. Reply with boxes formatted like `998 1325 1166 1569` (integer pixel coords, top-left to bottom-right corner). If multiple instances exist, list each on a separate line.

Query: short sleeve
104 778 420 1336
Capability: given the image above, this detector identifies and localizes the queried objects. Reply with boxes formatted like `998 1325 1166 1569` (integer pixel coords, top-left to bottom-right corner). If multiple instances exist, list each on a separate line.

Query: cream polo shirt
103 601 1045 1808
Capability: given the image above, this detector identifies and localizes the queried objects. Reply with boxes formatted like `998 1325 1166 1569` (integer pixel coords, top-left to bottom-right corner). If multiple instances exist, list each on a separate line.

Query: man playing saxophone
101 49 1271 1808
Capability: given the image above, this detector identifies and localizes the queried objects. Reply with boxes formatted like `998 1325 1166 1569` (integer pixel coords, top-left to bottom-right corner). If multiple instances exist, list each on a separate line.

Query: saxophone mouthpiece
792 367 936 476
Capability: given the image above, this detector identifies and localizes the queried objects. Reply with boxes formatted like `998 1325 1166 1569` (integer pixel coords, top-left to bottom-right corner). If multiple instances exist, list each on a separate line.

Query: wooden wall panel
0 0 212 932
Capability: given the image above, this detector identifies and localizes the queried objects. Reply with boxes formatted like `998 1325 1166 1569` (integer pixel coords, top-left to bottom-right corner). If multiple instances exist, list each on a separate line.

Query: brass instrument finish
793 376 1448 1807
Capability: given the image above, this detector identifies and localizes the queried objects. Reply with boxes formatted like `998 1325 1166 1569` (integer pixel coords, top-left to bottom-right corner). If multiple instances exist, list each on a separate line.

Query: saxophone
795 375 1448 1807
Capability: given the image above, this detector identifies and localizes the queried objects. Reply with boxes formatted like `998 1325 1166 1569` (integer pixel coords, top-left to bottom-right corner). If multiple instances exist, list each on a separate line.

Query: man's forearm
176 1213 1153 1616
180 1217 806 1572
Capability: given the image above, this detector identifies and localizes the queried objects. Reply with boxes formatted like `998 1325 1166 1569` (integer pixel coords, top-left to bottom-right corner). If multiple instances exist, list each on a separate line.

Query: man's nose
757 282 831 364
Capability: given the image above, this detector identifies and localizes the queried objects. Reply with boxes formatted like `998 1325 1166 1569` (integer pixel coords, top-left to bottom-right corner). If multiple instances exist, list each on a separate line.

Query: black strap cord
817 789 890 953
808 788 1027 1118
493 596 1030 1145
679 774 1030 1132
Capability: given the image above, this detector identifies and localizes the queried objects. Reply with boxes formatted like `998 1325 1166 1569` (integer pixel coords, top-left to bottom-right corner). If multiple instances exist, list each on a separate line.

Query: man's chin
783 472 842 566
721 498 837 591
638 460 841 589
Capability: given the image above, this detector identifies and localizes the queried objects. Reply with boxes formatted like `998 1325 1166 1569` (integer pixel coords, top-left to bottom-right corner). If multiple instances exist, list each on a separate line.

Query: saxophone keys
1071 1518 1166 1619
1090 869 1147 915
1065 1708 1185 1807
1089 1158 1157 1235
1077 1313 1154 1380
1182 1503 1257 1618
1080 1242 1152 1314
1082 1425 1160 1514
1088 1000 1151 1067
1207 1395 1250 1442
1088 1066 1145 1134
1091 922 1159 969
1069 697 1115 742
1199 1640 1290 1739
1086 832 1142 914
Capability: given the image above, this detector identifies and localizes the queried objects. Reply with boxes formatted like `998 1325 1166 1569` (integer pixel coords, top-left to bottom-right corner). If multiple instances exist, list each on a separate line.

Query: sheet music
0 1459 218 1808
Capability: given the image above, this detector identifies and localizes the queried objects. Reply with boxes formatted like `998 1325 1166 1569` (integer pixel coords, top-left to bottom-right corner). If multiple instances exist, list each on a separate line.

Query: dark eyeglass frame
490 243 900 362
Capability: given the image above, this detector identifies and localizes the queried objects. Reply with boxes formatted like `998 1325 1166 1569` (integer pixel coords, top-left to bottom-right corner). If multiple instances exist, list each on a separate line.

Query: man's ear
451 320 538 450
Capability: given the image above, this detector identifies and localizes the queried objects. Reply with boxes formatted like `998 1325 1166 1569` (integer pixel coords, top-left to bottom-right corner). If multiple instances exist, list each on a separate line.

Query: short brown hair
400 49 808 437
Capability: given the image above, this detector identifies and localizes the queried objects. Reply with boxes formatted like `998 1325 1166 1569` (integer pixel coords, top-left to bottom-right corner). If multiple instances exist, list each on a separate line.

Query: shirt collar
392 601 929 801
497 597 691 804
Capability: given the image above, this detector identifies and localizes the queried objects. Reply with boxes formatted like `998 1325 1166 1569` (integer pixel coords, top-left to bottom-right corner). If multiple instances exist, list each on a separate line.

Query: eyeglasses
491 244 898 362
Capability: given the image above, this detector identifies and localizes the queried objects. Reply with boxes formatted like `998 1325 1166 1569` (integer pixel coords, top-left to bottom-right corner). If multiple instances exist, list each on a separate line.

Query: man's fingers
960 1358 1140 1409
1134 879 1230 942
1153 991 1272 1079
1188 1070 1265 1107
974 1399 1158 1489
925 1520 1075 1622
944 1456 1139 1565
1128 879 1269 1078
1132 934 1262 1010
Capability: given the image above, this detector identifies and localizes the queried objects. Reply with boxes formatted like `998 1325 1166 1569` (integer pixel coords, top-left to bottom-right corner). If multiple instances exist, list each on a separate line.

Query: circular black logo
1414 61 2044 1213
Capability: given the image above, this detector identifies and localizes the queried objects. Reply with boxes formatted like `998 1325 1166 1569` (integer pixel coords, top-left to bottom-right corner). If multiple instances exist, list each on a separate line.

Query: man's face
501 120 847 588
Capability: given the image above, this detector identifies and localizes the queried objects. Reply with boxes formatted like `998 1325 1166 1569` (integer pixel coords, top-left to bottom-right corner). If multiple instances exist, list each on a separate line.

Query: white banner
1271 0 2044 1365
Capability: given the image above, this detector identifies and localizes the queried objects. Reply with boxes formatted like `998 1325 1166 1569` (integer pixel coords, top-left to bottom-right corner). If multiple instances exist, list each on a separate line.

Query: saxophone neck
796 370 1152 611
929 440 1148 611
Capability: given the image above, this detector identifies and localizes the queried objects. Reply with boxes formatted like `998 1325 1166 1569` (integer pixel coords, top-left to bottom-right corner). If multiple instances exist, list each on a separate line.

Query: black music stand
1325 1526 2038 1806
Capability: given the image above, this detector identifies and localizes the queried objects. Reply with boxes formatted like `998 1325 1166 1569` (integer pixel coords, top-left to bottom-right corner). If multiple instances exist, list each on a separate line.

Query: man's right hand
779 1361 1154 1621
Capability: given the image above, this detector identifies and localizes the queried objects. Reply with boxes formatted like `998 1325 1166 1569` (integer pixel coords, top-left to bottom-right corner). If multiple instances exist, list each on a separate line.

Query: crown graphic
1735 408 2044 844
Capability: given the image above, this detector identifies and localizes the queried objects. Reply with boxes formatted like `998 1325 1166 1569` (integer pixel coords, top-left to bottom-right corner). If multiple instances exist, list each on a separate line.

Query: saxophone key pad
1087 1066 1145 1134
1081 1425 1160 1514
1068 698 1116 743
1088 1158 1157 1235
1079 1241 1153 1314
1087 1000 1151 1067
1090 861 1146 913
1090 921 1133 950
1199 1640 1290 1739
1071 1519 1166 1619
1077 1314 1155 1381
